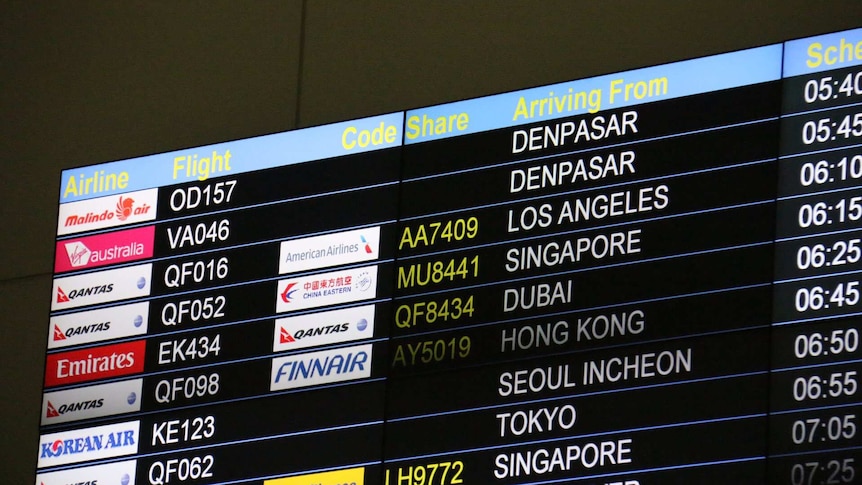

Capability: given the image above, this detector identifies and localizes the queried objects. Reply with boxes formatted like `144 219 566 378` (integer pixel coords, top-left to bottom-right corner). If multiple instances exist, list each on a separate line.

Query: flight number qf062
399 217 478 250
386 461 464 485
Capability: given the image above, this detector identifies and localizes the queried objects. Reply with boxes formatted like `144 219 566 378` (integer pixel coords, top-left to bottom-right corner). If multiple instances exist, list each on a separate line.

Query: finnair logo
270 343 373 391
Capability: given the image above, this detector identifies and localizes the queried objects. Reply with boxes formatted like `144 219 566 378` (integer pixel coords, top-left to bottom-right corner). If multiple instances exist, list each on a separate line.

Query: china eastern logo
37 421 140 468
275 266 378 313
280 282 298 303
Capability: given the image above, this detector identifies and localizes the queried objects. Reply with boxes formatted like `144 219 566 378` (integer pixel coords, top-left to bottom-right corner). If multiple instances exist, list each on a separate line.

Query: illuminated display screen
36 27 862 485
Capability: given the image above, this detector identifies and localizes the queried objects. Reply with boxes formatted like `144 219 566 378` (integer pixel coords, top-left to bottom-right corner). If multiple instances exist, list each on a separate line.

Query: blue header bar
59 112 405 203
784 27 862 77
403 45 783 144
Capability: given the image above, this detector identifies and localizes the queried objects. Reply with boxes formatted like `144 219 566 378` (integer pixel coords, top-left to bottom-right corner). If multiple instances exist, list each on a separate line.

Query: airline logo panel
48 301 149 349
44 340 146 388
279 226 381 275
35 458 137 485
55 225 155 273
41 378 143 425
37 420 140 468
270 343 373 391
57 188 158 236
273 304 376 352
275 265 378 313
51 263 153 311
264 467 365 485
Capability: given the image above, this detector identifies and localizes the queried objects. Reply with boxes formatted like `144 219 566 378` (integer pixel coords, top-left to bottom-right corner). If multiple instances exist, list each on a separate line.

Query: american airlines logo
51 263 152 311
57 188 158 236
37 421 140 468
48 302 149 349
55 226 155 273
279 226 381 275
270 343 373 391
35 458 137 485
44 340 145 388
273 304 375 352
41 378 142 425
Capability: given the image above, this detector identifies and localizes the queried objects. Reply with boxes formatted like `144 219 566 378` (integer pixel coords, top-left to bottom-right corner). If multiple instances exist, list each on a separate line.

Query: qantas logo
279 328 295 343
280 282 298 303
56 284 113 303
52 322 111 342
45 398 104 419
279 323 350 344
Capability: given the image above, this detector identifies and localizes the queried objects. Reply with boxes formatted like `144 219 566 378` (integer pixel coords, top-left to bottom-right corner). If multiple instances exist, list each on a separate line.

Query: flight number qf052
386 461 464 485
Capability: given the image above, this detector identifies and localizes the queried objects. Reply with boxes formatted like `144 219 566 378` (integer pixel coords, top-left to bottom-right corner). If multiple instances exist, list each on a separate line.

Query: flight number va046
169 180 236 212
166 219 230 249
386 461 464 485
161 295 226 326
395 296 475 328
164 257 229 288
148 455 214 485
151 415 215 446
158 334 221 365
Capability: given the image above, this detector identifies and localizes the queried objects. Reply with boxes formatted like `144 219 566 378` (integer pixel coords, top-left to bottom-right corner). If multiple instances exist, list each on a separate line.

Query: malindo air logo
64 195 150 228
41 378 143 425
270 343 373 391
279 226 381 275
274 304 375 352
56 226 155 273
37 421 140 468
51 263 153 311
57 188 158 236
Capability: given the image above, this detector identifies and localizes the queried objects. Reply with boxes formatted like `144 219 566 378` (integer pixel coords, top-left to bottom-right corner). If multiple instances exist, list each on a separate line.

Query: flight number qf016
399 217 478 250
386 461 464 485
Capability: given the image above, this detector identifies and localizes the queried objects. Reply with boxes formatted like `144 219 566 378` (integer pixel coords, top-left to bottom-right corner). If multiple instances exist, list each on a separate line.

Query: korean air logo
280 282 298 303
65 241 92 267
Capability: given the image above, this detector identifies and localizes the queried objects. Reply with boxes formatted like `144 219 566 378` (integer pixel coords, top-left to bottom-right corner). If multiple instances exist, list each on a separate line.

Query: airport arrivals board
35 27 862 485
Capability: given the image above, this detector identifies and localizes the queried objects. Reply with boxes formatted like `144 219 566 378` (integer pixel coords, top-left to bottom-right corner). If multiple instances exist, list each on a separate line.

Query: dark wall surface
3 2 862 483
